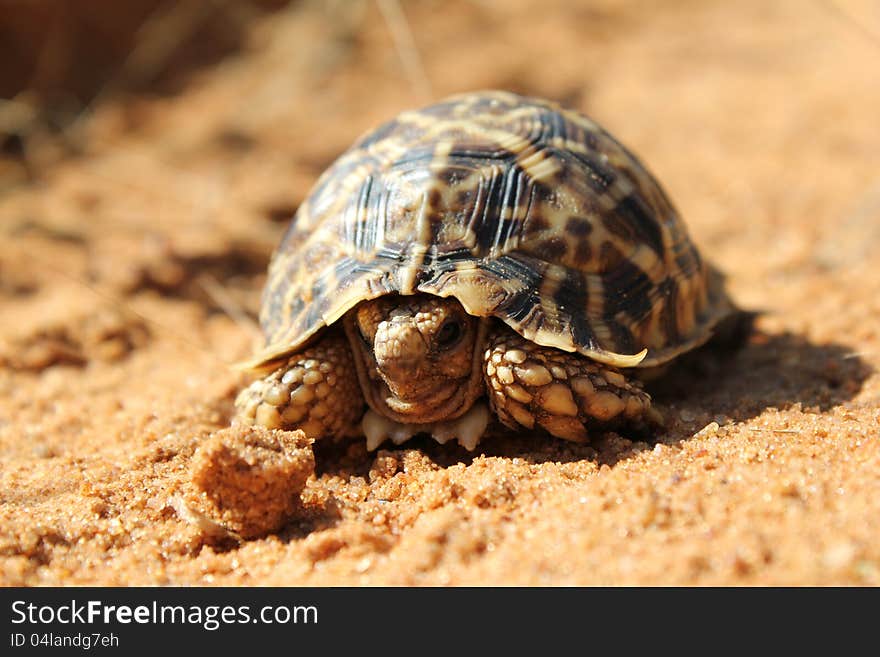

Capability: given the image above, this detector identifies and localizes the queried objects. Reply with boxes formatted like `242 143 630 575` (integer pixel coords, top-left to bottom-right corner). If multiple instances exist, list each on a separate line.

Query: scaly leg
235 330 364 440
483 326 657 442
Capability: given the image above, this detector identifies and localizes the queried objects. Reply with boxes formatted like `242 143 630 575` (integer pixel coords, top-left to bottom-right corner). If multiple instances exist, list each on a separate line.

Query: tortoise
234 90 736 451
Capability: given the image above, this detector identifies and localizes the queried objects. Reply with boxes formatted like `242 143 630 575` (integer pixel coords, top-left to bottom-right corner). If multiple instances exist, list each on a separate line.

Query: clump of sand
183 426 314 539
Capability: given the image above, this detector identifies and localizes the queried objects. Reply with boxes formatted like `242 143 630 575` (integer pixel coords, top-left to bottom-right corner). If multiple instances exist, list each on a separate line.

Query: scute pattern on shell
250 91 732 369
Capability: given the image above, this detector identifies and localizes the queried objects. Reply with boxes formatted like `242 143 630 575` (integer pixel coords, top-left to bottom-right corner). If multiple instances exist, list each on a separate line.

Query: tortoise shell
248 91 732 370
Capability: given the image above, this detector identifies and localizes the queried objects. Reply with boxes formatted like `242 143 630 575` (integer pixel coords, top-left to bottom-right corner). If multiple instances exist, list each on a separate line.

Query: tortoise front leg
483 326 655 442
235 330 364 440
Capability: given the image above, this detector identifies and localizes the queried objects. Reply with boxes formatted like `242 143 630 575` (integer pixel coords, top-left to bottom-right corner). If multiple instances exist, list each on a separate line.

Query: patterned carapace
248 91 732 371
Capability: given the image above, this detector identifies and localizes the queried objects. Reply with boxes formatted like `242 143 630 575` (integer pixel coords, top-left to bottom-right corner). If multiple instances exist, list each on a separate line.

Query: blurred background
0 0 878 361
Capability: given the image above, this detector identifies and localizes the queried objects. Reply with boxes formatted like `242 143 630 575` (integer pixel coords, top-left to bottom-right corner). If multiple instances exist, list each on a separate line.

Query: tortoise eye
435 320 463 350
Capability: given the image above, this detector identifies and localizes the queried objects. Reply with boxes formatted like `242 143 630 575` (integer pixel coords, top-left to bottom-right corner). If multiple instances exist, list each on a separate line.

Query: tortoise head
344 293 487 424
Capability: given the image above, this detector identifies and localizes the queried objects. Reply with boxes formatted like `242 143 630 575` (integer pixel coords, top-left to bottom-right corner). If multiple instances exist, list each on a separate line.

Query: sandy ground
1 0 879 585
